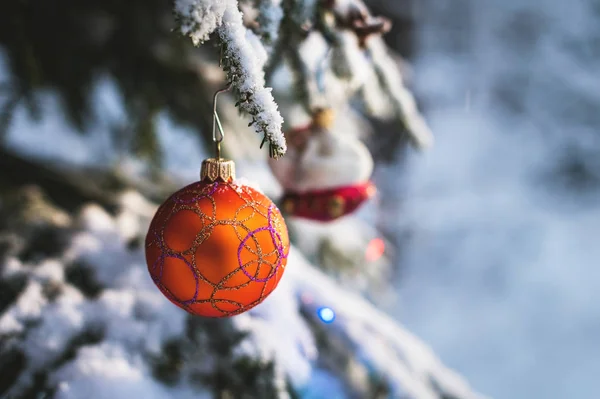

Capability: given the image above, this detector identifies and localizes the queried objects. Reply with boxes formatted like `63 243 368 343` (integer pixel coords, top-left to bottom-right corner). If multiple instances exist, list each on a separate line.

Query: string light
317 307 336 324
365 237 385 262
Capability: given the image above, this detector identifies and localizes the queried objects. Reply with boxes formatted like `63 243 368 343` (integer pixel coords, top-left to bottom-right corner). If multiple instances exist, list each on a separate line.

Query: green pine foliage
0 0 218 162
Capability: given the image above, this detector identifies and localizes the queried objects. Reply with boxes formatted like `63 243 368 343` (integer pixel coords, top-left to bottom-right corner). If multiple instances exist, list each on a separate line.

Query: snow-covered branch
0 183 484 399
317 0 433 149
173 0 287 158
218 4 287 158
173 0 228 45
368 38 434 149
255 0 284 51
173 0 432 156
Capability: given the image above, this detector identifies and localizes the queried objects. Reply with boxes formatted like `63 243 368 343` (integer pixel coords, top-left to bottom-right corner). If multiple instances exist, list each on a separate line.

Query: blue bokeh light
317 307 336 323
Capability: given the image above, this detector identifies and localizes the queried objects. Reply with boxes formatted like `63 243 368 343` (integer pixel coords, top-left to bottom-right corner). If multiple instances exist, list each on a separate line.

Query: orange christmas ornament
145 86 289 317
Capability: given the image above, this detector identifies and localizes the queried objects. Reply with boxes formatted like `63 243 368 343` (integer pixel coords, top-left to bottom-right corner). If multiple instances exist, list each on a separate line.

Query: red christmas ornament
282 181 376 222
145 158 290 318
270 108 376 222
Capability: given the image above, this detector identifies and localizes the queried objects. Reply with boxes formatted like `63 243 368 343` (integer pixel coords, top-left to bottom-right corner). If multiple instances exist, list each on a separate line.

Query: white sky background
390 0 600 398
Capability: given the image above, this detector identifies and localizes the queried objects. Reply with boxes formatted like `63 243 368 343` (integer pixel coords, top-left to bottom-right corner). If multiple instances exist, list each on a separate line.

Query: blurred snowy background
1 0 599 398
389 1 600 398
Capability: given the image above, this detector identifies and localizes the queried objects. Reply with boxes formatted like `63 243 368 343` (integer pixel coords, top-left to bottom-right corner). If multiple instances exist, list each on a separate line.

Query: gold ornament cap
312 107 336 129
201 158 236 182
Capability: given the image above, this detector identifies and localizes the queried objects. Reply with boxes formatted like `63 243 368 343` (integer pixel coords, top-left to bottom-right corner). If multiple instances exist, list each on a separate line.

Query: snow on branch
219 3 286 158
173 0 431 156
368 38 434 149
318 0 433 149
174 0 228 45
173 0 287 158
255 0 284 51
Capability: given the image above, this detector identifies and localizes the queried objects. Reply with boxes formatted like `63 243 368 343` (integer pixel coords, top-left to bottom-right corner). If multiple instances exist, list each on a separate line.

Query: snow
11 280 47 322
256 0 284 49
0 312 21 335
2 73 206 182
23 286 86 369
245 29 269 70
301 368 347 399
286 249 485 399
51 343 211 399
234 176 266 195
240 272 318 387
331 31 372 86
367 38 434 149
1 256 23 278
32 259 65 283
171 0 433 158
0 197 192 398
0 177 483 397
288 0 317 28
174 0 228 46
299 0 432 149
173 0 287 157
218 2 286 157
72 203 189 345
328 0 368 16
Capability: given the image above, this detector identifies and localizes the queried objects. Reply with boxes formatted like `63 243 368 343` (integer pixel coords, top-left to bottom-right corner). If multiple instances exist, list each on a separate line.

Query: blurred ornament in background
281 181 376 222
270 108 376 222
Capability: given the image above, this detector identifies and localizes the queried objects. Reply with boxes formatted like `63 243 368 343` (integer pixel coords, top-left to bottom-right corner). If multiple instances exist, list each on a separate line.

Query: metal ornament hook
212 83 232 159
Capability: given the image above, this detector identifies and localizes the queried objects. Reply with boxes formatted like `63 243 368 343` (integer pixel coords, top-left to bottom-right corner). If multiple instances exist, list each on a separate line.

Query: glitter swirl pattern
145 180 290 318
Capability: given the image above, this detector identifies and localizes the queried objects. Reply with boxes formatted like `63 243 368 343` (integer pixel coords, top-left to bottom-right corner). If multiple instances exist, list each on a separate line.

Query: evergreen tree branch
174 0 287 158
254 0 284 52
0 93 20 139
217 3 286 158
366 39 434 149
